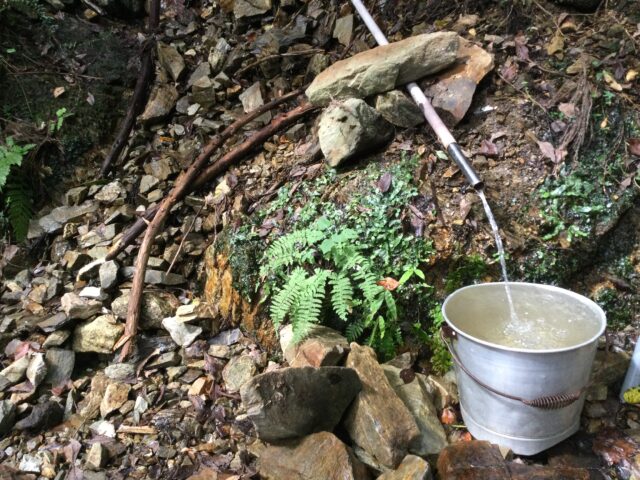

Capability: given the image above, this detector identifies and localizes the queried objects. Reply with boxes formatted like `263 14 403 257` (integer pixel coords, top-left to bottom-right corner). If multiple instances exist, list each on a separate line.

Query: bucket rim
442 282 606 354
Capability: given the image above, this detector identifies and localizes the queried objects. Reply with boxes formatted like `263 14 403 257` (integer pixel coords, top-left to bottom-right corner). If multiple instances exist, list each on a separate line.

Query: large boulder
258 431 370 480
318 98 393 167
306 32 458 106
344 344 420 469
241 366 361 441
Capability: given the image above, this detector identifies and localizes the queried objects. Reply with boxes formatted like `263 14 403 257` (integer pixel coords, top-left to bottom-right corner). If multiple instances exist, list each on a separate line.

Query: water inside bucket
445 284 604 350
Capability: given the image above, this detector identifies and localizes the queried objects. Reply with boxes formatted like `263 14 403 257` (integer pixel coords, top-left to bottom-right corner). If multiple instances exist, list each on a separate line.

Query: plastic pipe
350 0 483 190
621 341 640 401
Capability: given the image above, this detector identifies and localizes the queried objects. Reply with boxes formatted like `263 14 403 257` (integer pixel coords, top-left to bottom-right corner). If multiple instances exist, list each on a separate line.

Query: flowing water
477 189 518 322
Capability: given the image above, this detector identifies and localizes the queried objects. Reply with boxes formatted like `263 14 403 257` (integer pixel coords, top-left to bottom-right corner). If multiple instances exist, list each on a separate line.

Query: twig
106 87 306 262
235 49 324 77
166 203 204 275
115 94 314 360
99 0 160 177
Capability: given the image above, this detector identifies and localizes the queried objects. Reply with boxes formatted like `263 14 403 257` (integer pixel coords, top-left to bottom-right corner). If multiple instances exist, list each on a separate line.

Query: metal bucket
442 282 606 455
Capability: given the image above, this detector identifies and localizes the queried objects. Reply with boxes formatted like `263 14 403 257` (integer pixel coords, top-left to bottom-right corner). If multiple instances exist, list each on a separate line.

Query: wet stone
44 349 75 387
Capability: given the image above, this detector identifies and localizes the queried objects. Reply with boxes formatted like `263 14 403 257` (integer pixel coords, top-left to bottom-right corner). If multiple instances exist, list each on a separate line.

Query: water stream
477 189 519 323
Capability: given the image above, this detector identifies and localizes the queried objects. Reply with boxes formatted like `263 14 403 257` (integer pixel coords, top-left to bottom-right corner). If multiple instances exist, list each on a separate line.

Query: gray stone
61 292 102 320
65 186 89 206
318 98 393 167
223 354 257 393
19 454 43 474
139 174 159 194
140 84 179 124
94 182 124 204
280 324 350 367
383 365 447 456
79 286 109 301
105 363 136 381
208 38 231 74
333 14 353 46
37 312 73 333
241 366 361 441
111 290 179 329
146 351 181 369
187 62 211 89
157 42 185 82
143 157 175 181
162 317 202 347
239 82 270 124
100 382 131 417
0 400 16 437
62 251 93 272
258 431 369 480
26 353 47 388
36 202 99 235
378 454 432 480
78 224 116 248
73 315 124 354
15 400 63 431
234 0 271 18
85 442 108 470
375 90 424 128
0 355 30 385
306 32 458 105
344 343 420 469
42 330 71 347
99 260 119 291
120 267 186 286
45 349 75 387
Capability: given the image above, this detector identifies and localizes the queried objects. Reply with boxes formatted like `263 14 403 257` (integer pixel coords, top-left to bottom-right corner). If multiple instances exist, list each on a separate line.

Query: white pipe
350 0 456 148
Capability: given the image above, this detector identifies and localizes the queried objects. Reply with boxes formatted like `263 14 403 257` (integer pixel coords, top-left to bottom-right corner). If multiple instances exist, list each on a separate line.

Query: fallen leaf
536 140 557 162
440 407 457 425
603 71 623 92
547 32 564 56
558 102 576 118
479 139 499 158
53 86 66 98
377 172 392 193
626 70 638 82
628 138 640 157
514 35 530 62
86 92 95 105
377 277 399 291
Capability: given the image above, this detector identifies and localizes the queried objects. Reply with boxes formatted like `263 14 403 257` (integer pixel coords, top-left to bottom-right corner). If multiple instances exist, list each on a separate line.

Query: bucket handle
440 326 586 410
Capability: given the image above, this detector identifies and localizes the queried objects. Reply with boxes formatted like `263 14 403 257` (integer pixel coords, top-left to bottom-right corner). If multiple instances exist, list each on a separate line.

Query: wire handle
440 326 585 410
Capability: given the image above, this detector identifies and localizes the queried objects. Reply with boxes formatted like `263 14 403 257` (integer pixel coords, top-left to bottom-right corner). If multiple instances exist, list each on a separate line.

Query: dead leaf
536 140 557 162
377 277 399 291
53 86 65 98
86 92 95 105
514 35 530 62
628 139 640 157
603 71 623 92
479 139 499 158
499 57 519 82
377 172 392 193
547 32 564 56
626 70 638 82
558 102 576 118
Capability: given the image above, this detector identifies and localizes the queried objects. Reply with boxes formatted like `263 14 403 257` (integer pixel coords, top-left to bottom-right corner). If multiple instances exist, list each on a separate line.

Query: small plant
0 137 35 240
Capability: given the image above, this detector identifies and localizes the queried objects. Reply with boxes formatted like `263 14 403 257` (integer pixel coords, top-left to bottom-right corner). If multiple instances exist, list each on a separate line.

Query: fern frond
346 319 365 342
260 227 325 277
270 267 307 329
329 272 353 321
291 269 330 343
5 169 33 241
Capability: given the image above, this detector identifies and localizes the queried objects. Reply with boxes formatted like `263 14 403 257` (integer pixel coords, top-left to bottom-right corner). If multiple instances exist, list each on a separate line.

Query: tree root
99 0 160 177
114 95 317 360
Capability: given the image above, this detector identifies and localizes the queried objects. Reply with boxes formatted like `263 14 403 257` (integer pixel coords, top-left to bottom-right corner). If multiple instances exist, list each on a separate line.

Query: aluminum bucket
442 282 606 455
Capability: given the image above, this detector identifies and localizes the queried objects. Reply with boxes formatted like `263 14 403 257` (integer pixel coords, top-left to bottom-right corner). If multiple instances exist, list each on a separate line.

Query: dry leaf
86 92 95 105
547 32 564 56
479 139 499 158
377 277 400 291
536 140 557 162
53 86 66 98
628 138 640 157
440 407 457 425
603 71 623 92
558 102 576 118
626 70 638 82
377 172 392 193
514 34 530 62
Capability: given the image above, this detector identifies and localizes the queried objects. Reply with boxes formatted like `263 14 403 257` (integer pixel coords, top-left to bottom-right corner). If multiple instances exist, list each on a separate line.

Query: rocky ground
1 0 640 478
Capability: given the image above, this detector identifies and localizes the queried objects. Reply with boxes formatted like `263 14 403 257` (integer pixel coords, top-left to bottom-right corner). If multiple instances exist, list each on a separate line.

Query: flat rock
85 442 108 470
239 81 270 124
280 324 350 367
223 354 257 393
65 186 88 206
96 260 118 292
344 343 420 469
26 353 47 388
157 42 185 82
73 314 124 353
306 32 458 106
61 292 102 320
162 317 202 347
105 362 136 381
94 182 124 204
0 355 29 386
140 84 179 124
258 431 370 480
100 382 131 417
318 98 393 167
234 0 271 18
0 400 16 437
15 400 64 432
438 441 509 479
383 365 447 456
333 14 353 46
241 366 361 441
120 267 186 285
111 290 179 330
42 329 70 347
375 90 424 128
378 455 431 480
425 38 494 126
44 349 75 387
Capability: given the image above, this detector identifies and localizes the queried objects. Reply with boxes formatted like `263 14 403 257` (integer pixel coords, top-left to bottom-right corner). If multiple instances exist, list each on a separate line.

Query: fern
270 267 308 329
5 171 33 241
329 272 353 321
290 269 330 342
